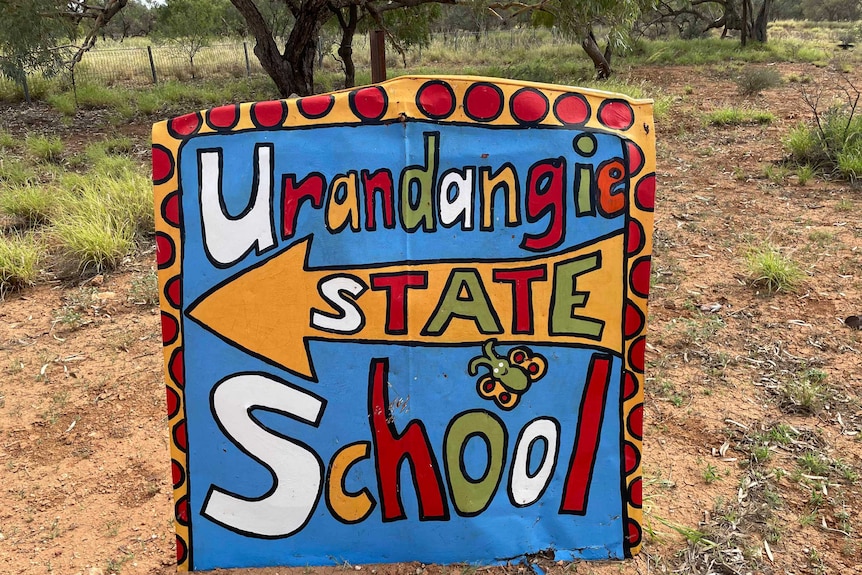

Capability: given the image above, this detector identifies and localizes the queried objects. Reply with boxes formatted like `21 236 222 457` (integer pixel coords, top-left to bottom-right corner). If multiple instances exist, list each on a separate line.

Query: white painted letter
311 274 367 334
438 167 474 229
509 417 559 507
200 144 276 266
202 373 325 537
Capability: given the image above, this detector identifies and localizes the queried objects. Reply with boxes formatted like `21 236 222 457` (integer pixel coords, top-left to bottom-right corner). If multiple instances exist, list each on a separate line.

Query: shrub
0 130 17 150
0 184 59 224
46 93 77 116
53 168 153 272
25 135 64 163
837 146 862 181
785 102 862 182
796 164 816 185
84 137 135 168
745 245 805 293
0 232 41 294
0 158 36 186
785 123 822 162
705 108 774 126
736 66 782 96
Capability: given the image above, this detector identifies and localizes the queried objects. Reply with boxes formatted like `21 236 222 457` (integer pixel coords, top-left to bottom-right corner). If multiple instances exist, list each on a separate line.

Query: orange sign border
152 75 654 570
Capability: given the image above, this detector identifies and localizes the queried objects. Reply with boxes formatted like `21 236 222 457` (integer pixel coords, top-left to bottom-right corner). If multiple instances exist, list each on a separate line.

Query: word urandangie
201 355 613 539
197 131 628 266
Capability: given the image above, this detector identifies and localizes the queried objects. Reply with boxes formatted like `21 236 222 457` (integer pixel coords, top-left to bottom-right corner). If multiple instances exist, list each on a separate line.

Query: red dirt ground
1 62 861 575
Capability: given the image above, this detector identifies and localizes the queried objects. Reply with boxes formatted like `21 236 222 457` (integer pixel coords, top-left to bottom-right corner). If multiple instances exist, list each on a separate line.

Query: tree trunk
334 5 358 89
231 0 327 97
753 0 771 43
581 29 611 80
741 0 749 46
282 2 328 96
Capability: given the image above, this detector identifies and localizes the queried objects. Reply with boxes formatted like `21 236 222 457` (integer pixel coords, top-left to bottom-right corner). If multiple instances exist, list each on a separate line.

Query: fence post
147 46 158 84
21 74 30 105
243 42 251 77
370 29 386 84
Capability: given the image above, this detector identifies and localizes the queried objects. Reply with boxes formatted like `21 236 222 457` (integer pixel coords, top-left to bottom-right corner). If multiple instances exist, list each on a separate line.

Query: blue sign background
178 121 628 570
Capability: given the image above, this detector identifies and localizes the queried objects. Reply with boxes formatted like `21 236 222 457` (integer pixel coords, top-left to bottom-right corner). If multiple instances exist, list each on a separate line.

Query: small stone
88 568 105 575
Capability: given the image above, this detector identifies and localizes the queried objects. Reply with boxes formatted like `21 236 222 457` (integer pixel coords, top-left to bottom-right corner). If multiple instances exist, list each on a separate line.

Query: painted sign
153 76 655 572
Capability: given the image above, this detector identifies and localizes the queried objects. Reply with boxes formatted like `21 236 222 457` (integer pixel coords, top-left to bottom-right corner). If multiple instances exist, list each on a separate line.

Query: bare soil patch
1 63 861 575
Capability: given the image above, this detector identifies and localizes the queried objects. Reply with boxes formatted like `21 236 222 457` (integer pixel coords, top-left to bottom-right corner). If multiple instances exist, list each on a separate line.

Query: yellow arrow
186 234 624 380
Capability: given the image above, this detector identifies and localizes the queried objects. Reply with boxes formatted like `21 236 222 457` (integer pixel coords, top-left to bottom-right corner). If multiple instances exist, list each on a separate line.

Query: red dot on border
625 442 639 473
252 100 286 126
628 404 643 440
511 88 548 124
635 174 656 211
554 93 590 125
351 87 387 120
629 477 643 507
627 141 645 175
598 100 635 130
176 535 188 563
626 519 642 546
166 385 180 418
165 276 181 308
174 420 188 452
417 82 455 118
630 256 651 298
627 219 644 255
156 233 175 268
162 192 180 227
152 146 173 184
629 336 646 373
161 312 178 345
171 459 184 488
623 370 638 400
169 348 184 387
208 104 238 129
176 496 190 525
298 95 333 118
624 300 645 338
169 113 201 137
464 83 503 121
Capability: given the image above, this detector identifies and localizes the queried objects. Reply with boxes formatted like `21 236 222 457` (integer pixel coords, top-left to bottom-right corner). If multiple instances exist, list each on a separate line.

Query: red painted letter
282 173 325 239
492 265 547 334
369 358 448 521
361 169 396 230
521 158 566 252
370 272 429 335
559 353 612 514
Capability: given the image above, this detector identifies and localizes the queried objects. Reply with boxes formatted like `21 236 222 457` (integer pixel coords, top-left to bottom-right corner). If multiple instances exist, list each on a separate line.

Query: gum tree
642 1 774 44
155 0 232 78
229 0 456 97
492 0 655 79
0 0 128 102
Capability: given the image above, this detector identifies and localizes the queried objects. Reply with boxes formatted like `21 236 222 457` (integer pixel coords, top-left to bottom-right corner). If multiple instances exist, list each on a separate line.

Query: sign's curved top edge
152 74 654 136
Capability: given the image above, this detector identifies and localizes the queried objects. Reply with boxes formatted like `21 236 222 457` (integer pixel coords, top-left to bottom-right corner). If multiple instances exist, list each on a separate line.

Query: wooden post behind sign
243 42 251 77
147 46 158 84
370 29 386 83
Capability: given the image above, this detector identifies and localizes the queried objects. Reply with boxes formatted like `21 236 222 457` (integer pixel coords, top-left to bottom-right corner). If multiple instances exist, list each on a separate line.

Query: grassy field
0 19 861 575
2 19 859 97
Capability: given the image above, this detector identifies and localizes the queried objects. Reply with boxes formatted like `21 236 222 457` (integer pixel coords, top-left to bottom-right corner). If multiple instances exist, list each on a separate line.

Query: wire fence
2 29 572 92
72 42 267 86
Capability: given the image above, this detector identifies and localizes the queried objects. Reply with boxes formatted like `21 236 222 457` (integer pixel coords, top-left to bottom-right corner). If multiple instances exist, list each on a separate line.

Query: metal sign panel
152 76 654 572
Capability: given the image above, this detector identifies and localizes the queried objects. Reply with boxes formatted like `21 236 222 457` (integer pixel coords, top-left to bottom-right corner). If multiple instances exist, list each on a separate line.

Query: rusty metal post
370 29 386 84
